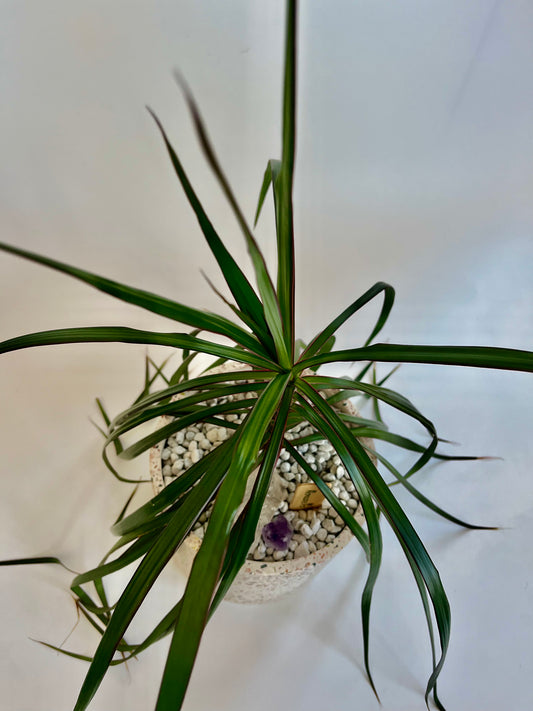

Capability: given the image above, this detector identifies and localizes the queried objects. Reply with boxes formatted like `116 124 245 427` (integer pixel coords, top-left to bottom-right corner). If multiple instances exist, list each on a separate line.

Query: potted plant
1 2 532 710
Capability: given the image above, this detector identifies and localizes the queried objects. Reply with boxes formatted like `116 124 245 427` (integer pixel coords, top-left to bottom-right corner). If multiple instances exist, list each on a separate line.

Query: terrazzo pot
149 364 375 604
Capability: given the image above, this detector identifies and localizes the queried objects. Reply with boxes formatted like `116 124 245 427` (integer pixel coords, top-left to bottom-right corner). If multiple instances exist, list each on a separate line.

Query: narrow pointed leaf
254 159 281 227
298 343 533 373
297 379 451 703
72 442 234 711
155 373 291 710
173 78 290 367
0 240 267 355
302 283 395 361
0 326 277 370
276 0 298 355
146 112 274 351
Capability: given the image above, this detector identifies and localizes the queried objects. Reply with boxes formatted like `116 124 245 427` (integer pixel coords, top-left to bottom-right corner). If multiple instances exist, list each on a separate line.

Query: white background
1 1 532 710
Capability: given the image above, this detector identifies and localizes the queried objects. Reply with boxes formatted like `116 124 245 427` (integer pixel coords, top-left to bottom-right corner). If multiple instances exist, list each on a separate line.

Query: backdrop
1 2 532 710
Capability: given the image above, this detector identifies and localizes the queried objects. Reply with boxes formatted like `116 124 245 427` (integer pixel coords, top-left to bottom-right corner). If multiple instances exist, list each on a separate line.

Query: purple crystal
261 514 293 551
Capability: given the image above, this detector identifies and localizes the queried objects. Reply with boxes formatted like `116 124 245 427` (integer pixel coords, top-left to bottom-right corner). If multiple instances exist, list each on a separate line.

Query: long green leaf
155 372 291 711
302 283 395 361
111 368 275 427
114 396 258 461
112 437 234 537
276 0 297 356
295 394 382 697
172 78 290 367
0 326 277 370
0 241 267 355
72 440 235 711
297 379 451 704
213 385 293 606
146 111 275 354
298 343 533 373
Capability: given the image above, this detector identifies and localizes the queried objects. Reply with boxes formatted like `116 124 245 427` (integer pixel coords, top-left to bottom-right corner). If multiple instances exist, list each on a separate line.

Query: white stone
190 449 200 464
323 518 341 533
294 541 310 558
300 523 312 539
273 550 286 560
207 428 219 443
172 460 184 474
317 528 328 542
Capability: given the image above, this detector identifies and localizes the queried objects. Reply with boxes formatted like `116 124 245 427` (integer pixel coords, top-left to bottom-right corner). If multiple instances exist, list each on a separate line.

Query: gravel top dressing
160 388 362 563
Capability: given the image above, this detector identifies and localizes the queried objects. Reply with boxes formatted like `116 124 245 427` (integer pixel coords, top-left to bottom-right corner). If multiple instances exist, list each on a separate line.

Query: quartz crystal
261 514 293 551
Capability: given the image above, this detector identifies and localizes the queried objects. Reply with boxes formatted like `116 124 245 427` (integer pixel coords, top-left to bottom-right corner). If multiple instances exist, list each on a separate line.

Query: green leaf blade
155 372 291 710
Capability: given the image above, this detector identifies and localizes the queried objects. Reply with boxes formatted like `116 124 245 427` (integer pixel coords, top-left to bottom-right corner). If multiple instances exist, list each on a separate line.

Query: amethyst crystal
261 514 293 551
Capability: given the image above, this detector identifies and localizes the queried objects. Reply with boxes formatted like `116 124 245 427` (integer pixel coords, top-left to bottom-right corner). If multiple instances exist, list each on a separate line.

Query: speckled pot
149 364 374 604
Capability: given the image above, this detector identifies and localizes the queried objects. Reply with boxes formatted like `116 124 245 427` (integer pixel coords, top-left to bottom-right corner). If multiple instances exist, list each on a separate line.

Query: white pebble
273 550 286 560
294 541 310 558
301 524 312 539
317 528 328 542
162 448 171 460
172 460 184 474
323 519 342 533
207 429 219 443
190 449 200 464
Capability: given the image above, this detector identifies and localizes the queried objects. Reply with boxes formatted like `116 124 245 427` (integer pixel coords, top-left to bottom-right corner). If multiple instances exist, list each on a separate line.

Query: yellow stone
289 482 325 510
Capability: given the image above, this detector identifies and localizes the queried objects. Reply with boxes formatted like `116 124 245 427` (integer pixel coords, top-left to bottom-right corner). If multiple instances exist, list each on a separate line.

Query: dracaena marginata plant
1 2 532 710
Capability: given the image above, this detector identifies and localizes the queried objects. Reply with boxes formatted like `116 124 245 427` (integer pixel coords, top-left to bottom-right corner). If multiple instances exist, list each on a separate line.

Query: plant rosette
149 361 376 604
